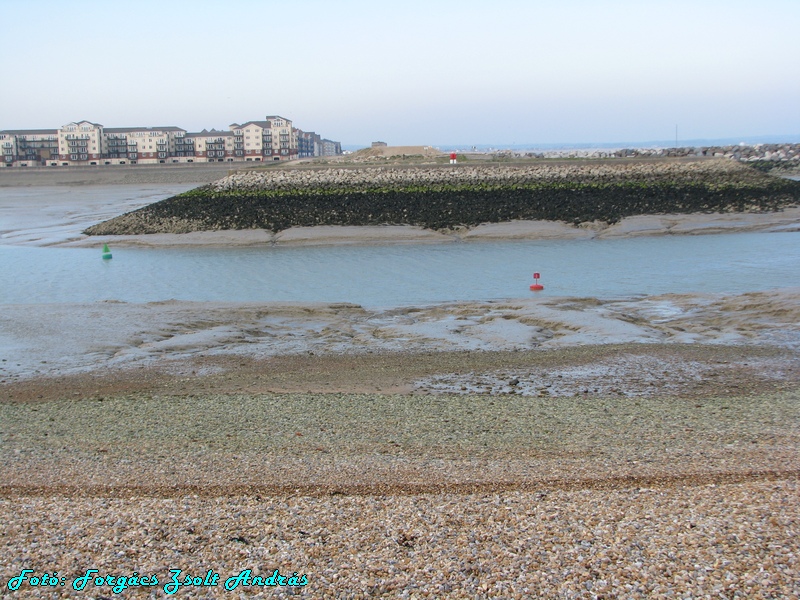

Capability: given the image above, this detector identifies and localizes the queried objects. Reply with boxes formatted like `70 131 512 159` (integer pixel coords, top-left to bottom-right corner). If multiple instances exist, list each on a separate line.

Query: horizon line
341 134 800 151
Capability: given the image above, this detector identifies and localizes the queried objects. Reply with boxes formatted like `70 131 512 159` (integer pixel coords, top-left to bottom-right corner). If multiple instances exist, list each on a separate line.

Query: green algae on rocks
84 160 800 236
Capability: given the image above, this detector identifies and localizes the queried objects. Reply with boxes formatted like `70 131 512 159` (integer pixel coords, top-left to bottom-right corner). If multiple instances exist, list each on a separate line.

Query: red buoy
530 272 544 291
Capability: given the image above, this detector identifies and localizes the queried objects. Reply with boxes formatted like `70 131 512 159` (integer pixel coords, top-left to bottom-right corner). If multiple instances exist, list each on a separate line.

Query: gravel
1 353 799 597
1 482 798 598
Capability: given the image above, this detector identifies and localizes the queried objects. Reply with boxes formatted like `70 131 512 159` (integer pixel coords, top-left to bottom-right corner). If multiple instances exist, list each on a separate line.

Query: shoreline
54 207 800 248
0 162 240 187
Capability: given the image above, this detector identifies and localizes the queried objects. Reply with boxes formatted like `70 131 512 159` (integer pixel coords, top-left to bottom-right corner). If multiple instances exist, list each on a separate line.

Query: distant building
1 128 59 166
100 126 187 165
188 129 234 162
57 121 104 165
230 116 299 162
296 129 322 158
322 139 342 156
1 115 341 166
372 141 387 147
263 116 298 161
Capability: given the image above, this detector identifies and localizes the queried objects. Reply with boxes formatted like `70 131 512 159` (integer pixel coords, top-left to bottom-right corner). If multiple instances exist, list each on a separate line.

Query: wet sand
49 206 800 249
2 290 799 381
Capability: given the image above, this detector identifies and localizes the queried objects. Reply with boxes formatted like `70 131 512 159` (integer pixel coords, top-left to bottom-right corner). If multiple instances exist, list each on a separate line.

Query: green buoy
102 243 112 260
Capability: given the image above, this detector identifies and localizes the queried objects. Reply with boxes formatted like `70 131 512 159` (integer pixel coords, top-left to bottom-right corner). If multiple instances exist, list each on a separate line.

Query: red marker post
449 152 457 165
530 272 544 291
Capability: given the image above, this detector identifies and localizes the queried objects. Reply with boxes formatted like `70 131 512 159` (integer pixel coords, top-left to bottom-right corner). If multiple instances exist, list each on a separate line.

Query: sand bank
48 206 800 248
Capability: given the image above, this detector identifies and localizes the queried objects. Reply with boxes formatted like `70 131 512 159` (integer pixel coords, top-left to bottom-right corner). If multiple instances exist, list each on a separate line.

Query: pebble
1 481 797 598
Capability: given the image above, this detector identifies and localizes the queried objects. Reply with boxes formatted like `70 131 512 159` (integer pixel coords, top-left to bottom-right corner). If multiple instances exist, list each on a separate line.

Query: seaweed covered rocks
84 159 800 236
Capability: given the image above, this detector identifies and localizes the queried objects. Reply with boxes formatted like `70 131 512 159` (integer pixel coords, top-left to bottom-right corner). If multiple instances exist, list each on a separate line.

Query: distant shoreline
0 163 240 187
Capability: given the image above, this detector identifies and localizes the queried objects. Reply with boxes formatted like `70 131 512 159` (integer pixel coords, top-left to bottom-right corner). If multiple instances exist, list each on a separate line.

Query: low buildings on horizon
0 117 342 167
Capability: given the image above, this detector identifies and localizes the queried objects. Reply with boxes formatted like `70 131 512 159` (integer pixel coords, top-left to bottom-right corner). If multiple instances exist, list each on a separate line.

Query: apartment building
1 115 338 166
229 116 299 161
297 129 322 158
321 139 342 156
101 126 187 164
1 129 60 167
230 121 273 161
188 129 234 162
57 121 104 165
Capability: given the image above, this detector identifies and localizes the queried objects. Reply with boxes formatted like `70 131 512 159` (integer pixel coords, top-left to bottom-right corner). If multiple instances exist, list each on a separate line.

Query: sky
2 0 799 147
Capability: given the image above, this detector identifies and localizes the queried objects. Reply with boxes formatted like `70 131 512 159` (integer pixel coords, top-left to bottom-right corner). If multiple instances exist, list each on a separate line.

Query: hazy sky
3 0 798 147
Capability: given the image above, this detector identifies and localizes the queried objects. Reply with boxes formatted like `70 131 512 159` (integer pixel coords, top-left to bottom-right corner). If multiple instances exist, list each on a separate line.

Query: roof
66 120 103 127
237 121 272 129
104 126 185 134
0 129 59 135
186 129 233 138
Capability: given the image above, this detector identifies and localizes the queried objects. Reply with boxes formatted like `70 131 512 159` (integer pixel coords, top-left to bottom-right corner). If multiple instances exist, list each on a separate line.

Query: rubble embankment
517 142 800 163
84 159 800 236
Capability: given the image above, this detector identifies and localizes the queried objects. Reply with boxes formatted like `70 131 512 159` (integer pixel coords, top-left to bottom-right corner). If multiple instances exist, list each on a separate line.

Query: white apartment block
1 115 333 167
187 130 234 162
102 126 186 165
230 116 299 162
57 121 104 165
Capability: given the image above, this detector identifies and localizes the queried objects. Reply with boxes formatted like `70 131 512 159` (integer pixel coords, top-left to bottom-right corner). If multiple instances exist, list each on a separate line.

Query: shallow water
1 183 798 307
1 231 798 306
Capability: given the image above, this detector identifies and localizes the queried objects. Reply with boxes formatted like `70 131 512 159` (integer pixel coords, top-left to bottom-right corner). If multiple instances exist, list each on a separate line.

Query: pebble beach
1 162 799 598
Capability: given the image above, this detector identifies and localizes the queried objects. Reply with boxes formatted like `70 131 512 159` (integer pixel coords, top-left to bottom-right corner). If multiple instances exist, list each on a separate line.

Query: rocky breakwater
84 159 800 236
